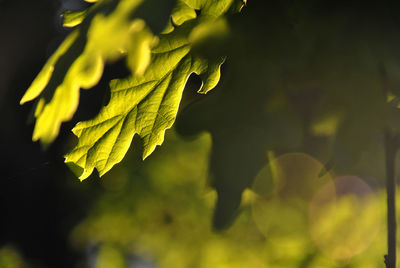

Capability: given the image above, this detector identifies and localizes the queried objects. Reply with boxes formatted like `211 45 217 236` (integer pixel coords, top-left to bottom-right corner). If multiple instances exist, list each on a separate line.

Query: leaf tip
20 91 34 105
142 148 153 160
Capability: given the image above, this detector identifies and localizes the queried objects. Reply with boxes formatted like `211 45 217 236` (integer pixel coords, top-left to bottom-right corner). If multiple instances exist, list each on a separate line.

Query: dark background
0 0 103 266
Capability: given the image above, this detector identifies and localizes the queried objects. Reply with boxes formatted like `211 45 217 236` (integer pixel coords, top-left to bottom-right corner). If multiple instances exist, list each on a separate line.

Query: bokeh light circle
252 153 332 247
308 176 381 260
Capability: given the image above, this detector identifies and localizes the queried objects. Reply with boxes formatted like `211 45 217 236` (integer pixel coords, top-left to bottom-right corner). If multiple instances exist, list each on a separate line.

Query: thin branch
384 130 399 268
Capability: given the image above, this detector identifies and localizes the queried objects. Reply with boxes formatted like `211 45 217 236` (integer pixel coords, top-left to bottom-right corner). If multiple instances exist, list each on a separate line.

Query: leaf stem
384 130 398 268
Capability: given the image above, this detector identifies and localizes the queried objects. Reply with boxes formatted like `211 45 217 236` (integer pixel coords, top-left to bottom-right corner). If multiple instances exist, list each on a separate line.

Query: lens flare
252 152 332 201
252 152 332 254
308 176 381 260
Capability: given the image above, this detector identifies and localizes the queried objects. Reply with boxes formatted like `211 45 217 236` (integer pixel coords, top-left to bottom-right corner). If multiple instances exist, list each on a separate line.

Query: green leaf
20 0 243 179
64 18 226 180
20 0 157 145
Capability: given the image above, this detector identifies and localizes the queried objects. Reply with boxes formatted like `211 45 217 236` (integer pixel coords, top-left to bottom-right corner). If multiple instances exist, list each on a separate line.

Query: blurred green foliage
61 131 388 268
0 246 26 268
176 0 400 228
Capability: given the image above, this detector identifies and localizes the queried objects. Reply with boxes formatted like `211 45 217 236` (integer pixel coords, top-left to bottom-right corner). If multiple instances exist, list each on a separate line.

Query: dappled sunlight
251 153 387 266
71 132 270 267
69 134 390 267
309 176 382 261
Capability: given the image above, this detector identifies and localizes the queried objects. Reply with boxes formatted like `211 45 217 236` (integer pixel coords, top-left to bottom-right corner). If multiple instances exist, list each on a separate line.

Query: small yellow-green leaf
62 10 88 28
20 31 79 105
21 0 158 145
